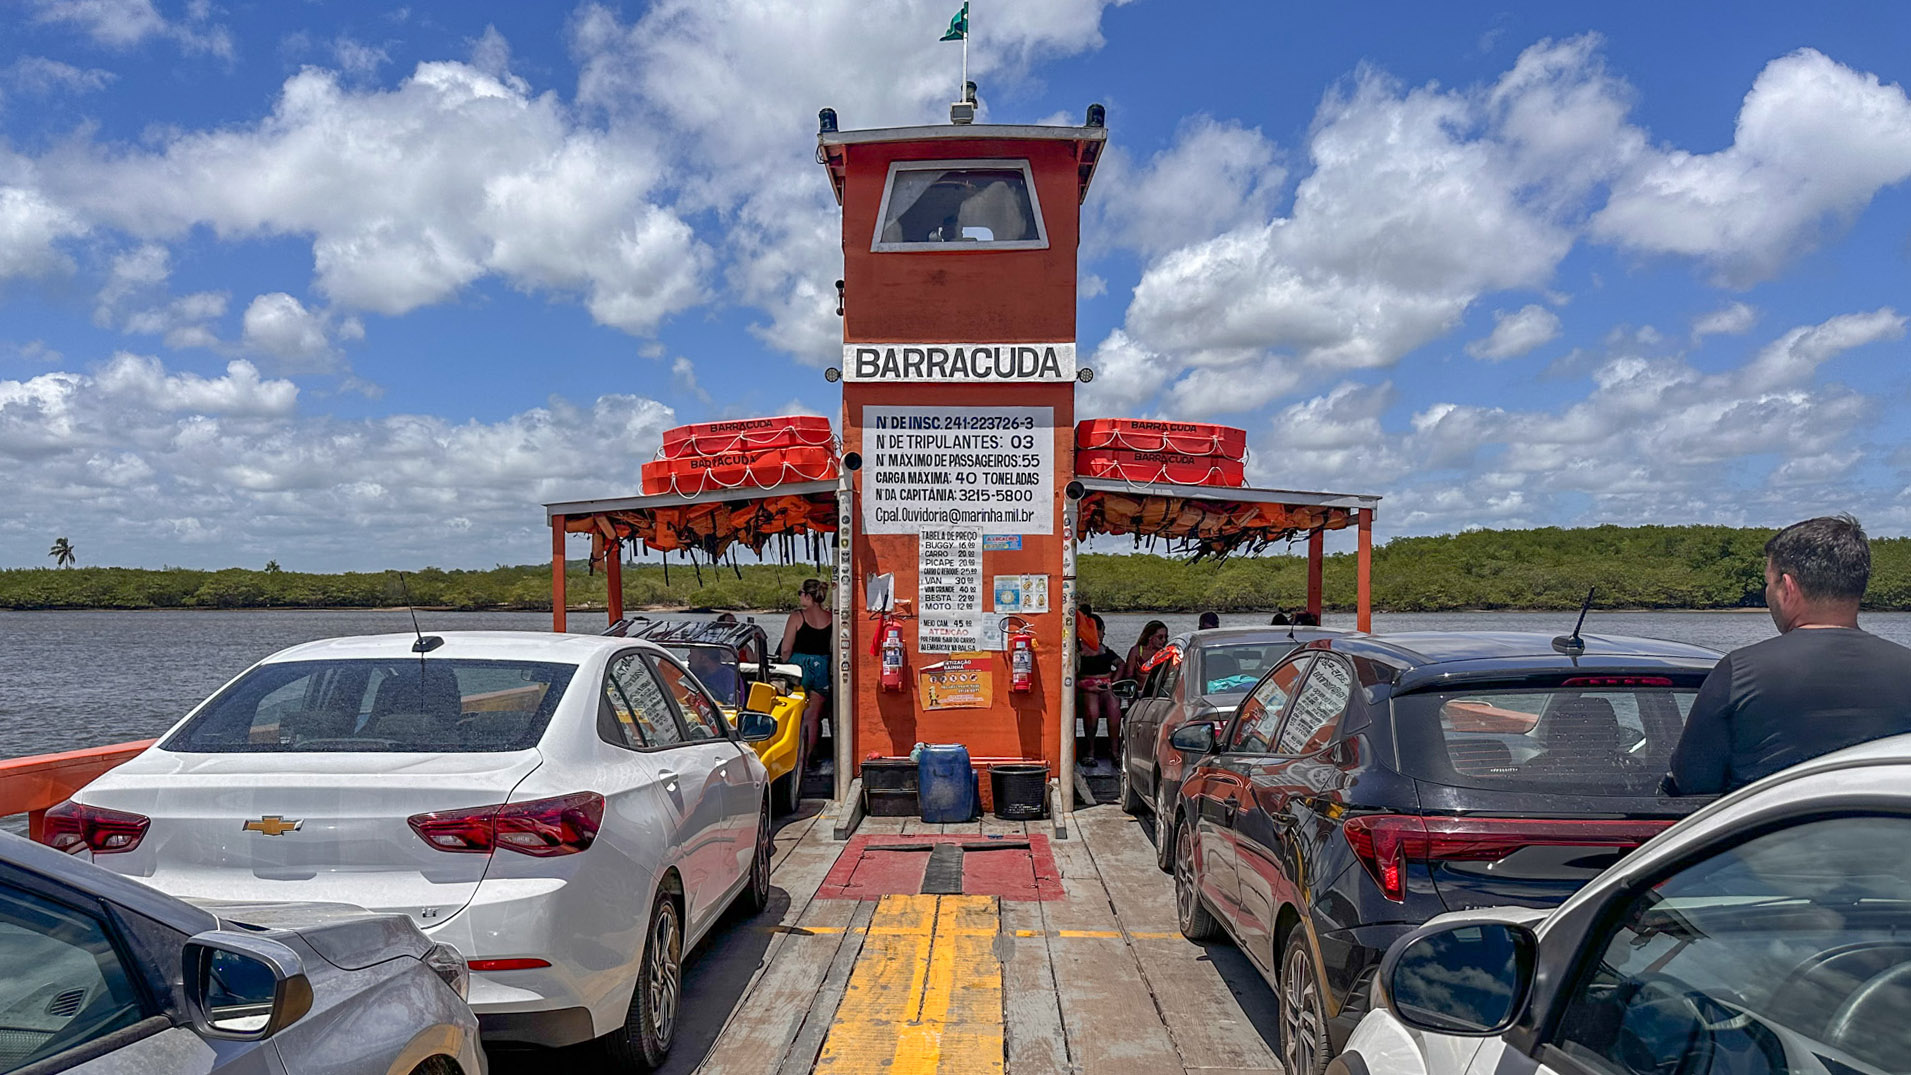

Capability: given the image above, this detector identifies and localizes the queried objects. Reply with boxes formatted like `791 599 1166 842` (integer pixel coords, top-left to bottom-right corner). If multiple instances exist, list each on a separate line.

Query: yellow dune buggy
607 617 811 813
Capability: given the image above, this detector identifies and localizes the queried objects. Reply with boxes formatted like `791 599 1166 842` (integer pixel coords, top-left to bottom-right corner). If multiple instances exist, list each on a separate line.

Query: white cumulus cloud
1467 304 1563 361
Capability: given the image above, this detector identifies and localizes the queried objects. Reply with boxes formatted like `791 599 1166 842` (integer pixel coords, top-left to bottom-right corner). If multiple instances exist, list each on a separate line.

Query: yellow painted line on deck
815 893 1005 1075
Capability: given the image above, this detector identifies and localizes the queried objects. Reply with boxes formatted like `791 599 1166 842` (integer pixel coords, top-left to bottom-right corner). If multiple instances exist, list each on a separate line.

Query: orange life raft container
1075 448 1246 487
1075 418 1247 458
641 445 840 496
659 415 835 459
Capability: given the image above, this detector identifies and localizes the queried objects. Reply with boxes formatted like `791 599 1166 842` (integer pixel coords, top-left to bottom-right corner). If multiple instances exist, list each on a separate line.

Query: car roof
1316 630 1720 689
261 630 647 664
0 830 217 936
1187 626 1351 647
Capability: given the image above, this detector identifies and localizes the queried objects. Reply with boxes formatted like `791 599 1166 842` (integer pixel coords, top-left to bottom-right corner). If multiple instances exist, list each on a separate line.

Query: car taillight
407 792 604 858
39 802 150 855
1342 815 1674 902
468 958 552 971
1560 676 1675 687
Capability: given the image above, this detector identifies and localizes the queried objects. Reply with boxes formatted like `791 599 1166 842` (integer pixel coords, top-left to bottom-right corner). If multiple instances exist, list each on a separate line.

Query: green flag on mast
940 2 968 41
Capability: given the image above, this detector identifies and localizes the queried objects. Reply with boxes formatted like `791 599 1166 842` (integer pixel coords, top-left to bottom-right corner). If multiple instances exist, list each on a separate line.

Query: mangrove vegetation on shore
5 525 1911 613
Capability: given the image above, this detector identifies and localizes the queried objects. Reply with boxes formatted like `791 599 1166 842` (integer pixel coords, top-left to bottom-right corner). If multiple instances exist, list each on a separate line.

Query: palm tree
264 560 282 573
48 537 76 568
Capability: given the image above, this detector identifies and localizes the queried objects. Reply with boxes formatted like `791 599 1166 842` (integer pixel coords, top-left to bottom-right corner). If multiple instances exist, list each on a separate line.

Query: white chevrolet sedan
44 631 776 1070
1334 732 1911 1075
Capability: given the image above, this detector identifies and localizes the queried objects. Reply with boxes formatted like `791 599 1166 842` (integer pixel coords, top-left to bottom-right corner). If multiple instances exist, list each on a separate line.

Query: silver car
0 831 483 1075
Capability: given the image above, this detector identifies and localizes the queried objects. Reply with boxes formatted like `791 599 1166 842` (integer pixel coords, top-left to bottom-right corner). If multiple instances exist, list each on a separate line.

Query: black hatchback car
1164 631 1719 1075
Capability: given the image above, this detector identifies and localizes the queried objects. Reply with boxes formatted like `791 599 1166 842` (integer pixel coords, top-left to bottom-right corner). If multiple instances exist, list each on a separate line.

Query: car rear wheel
600 891 682 1070
774 735 804 815
1173 814 1219 942
1280 931 1331 1075
1117 753 1142 815
1154 784 1174 873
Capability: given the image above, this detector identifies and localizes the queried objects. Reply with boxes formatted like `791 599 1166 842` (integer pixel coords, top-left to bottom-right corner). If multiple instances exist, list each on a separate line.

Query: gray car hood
189 899 431 971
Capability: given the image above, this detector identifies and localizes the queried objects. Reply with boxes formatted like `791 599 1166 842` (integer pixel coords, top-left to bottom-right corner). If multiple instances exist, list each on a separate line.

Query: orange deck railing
1 740 155 841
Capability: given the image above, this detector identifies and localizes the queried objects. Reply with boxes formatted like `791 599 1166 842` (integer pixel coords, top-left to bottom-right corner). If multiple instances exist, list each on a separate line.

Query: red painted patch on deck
817 833 1063 901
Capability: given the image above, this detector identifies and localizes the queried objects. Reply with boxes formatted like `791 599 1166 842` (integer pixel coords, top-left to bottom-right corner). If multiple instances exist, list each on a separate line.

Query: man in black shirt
1666 515 1911 795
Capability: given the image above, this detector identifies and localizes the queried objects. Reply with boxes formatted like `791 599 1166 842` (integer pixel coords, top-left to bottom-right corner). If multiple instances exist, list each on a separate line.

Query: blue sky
2 0 1909 571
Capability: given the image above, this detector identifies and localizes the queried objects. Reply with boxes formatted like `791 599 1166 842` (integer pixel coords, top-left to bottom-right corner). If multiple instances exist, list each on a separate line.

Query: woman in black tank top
779 578 834 774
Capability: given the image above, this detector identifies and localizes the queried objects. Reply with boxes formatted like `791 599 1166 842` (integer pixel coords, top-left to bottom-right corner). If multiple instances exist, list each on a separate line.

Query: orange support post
606 540 624 626
551 514 568 634
1356 508 1373 632
1307 529 1324 619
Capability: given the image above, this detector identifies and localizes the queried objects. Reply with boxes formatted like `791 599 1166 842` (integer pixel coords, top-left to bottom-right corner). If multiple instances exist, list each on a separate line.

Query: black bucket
989 763 1049 820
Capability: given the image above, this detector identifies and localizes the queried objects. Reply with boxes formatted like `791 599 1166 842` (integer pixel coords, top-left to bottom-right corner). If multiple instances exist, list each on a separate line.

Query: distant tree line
4 525 1910 613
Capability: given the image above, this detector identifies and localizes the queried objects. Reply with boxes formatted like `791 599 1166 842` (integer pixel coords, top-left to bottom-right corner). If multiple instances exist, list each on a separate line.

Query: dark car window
652 657 730 742
1553 814 1911 1075
1153 648 1183 699
163 658 575 753
607 653 684 748
1276 657 1354 754
0 884 146 1072
1391 681 1698 794
1230 655 1313 753
1199 642 1296 696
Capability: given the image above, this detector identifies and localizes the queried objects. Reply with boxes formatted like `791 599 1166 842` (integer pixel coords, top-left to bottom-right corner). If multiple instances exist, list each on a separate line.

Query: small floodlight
825 367 842 383
1077 366 1095 383
1065 481 1086 501
843 452 863 471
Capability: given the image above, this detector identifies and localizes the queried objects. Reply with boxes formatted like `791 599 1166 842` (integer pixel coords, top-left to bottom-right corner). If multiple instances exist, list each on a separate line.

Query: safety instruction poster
991 574 1051 614
919 655 993 709
919 530 982 613
861 406 1055 534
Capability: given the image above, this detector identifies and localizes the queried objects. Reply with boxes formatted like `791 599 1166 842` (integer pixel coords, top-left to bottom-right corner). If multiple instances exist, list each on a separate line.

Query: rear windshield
1392 682 1699 794
1199 642 1296 696
163 659 576 753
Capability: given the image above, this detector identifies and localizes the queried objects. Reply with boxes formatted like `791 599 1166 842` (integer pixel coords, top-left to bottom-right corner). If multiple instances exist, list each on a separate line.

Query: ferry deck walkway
599 803 1285 1075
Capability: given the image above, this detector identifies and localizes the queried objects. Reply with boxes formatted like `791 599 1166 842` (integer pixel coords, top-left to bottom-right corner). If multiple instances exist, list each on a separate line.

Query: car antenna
394 571 443 654
1552 587 1595 655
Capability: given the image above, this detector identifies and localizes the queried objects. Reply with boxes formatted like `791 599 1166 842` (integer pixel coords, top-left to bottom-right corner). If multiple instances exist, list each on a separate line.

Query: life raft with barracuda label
1075 447 1245 487
659 415 835 459
641 445 839 496
1075 418 1247 459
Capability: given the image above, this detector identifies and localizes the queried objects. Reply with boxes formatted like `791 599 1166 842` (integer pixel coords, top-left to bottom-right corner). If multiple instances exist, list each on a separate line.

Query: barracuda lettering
845 342 1076 382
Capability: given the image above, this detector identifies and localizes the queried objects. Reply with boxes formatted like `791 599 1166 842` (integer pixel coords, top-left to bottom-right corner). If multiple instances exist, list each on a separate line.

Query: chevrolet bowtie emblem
243 816 302 837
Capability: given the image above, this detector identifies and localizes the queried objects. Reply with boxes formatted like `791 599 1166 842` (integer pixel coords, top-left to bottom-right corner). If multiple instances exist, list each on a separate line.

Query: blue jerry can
916 744 978 823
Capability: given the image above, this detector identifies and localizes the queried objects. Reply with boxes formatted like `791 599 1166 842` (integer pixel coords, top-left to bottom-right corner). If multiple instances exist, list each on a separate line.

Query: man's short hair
1766 514 1870 602
1197 612 1220 630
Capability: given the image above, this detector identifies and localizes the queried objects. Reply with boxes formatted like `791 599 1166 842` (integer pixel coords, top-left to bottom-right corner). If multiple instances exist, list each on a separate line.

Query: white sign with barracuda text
843 343 1076 383
862 406 1054 535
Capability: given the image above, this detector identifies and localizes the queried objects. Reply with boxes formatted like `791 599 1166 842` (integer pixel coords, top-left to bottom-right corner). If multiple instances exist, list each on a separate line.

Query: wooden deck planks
1038 819 1186 1074
999 899 1070 1075
1074 809 1283 1075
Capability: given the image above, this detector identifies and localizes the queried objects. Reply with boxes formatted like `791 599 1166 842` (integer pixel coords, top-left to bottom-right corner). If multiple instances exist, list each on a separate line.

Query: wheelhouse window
873 160 1048 251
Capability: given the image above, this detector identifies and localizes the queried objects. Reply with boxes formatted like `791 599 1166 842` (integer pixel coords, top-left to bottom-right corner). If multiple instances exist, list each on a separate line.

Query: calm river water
5 607 1911 760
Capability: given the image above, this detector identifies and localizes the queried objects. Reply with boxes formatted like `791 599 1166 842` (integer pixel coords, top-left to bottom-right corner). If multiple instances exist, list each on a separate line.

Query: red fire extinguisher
1008 620 1036 692
872 615 905 692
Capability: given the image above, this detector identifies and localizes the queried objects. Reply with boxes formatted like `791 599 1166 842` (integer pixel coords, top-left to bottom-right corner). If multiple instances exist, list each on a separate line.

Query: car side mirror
1379 918 1537 1036
184 932 314 1039
1169 723 1217 754
1108 679 1138 701
739 711 778 742
745 681 778 714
